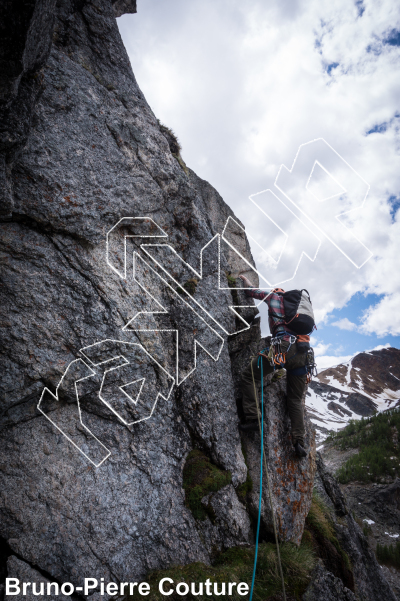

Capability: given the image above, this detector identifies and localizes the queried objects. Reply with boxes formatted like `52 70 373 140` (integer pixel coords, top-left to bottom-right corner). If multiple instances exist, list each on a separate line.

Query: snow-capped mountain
306 347 400 440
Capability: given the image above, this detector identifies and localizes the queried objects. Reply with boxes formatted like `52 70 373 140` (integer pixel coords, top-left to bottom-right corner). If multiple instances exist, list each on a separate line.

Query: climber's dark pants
241 342 307 446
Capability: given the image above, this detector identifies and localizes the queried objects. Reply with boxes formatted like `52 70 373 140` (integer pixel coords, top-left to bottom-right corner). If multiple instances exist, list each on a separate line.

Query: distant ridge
306 347 400 440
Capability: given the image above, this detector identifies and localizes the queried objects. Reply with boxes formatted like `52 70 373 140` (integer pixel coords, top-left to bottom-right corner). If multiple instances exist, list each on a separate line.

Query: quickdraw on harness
258 333 297 370
285 348 318 383
306 351 318 383
258 334 318 383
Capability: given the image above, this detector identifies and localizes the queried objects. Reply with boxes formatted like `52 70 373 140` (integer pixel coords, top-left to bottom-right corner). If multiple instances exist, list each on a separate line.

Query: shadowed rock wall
0 0 315 595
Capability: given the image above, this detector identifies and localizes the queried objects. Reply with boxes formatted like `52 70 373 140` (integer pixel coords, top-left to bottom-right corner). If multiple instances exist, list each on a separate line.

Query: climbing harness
286 363 317 383
258 333 297 370
285 346 318 383
261 335 318 382
249 358 286 601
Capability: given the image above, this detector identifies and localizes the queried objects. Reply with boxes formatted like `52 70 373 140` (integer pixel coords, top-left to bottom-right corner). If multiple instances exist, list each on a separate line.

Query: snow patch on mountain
306 347 400 441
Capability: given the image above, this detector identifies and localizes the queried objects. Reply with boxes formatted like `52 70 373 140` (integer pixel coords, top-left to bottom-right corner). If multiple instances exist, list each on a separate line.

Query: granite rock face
5 556 71 601
240 373 316 545
112 0 136 18
342 478 400 531
0 0 57 216
198 484 253 557
0 0 316 593
229 334 317 545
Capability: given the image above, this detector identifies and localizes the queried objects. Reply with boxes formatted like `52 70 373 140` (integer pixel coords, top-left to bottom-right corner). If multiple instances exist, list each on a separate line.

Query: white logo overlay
38 139 372 466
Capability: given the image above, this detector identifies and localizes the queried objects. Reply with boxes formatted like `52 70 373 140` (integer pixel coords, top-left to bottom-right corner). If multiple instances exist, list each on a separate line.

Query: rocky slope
322 440 400 600
302 452 397 601
306 347 400 440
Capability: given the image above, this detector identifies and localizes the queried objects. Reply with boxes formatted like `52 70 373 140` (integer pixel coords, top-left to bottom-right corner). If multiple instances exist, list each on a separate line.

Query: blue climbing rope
249 356 264 601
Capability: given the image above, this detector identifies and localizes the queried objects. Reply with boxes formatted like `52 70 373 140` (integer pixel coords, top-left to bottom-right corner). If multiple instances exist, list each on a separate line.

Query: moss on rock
304 491 354 591
182 449 232 521
225 272 237 287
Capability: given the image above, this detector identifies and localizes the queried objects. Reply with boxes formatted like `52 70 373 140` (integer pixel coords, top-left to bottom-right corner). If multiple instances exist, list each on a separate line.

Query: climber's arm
238 274 270 301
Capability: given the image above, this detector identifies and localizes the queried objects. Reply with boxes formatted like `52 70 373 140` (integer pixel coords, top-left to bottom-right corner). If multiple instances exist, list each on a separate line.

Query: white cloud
366 342 392 351
315 354 354 370
316 343 394 369
331 317 358 331
118 0 400 339
313 342 332 356
360 293 400 336
313 340 354 369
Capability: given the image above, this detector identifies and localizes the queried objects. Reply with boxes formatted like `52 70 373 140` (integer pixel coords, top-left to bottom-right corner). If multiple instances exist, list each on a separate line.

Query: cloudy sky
118 0 400 368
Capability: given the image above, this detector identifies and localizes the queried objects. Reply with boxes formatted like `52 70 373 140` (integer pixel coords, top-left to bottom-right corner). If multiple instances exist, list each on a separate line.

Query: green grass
157 120 182 154
124 488 370 601
306 492 336 541
124 541 315 601
305 491 352 576
363 523 372 537
182 450 232 520
326 407 400 484
376 540 400 569
225 272 237 287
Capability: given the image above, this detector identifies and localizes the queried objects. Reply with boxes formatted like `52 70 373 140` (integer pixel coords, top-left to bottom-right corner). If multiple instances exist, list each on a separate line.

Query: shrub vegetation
326 407 400 484
376 540 400 569
124 542 315 600
304 491 353 585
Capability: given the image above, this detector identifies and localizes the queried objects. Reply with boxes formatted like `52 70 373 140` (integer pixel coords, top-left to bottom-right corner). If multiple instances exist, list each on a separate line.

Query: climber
238 274 315 459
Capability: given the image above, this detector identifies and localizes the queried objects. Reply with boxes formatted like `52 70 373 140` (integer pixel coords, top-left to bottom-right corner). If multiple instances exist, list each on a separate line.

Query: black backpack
271 289 315 335
283 289 315 334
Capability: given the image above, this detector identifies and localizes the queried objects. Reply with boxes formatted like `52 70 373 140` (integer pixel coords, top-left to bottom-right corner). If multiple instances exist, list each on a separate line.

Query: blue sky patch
366 112 399 135
366 42 382 56
326 62 339 75
367 122 388 134
355 0 365 18
389 195 400 221
384 29 400 46
314 292 400 357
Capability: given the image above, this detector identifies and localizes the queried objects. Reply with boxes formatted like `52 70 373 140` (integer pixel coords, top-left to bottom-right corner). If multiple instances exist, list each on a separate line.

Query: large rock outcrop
2 2 390 600
229 335 316 545
243 376 316 546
